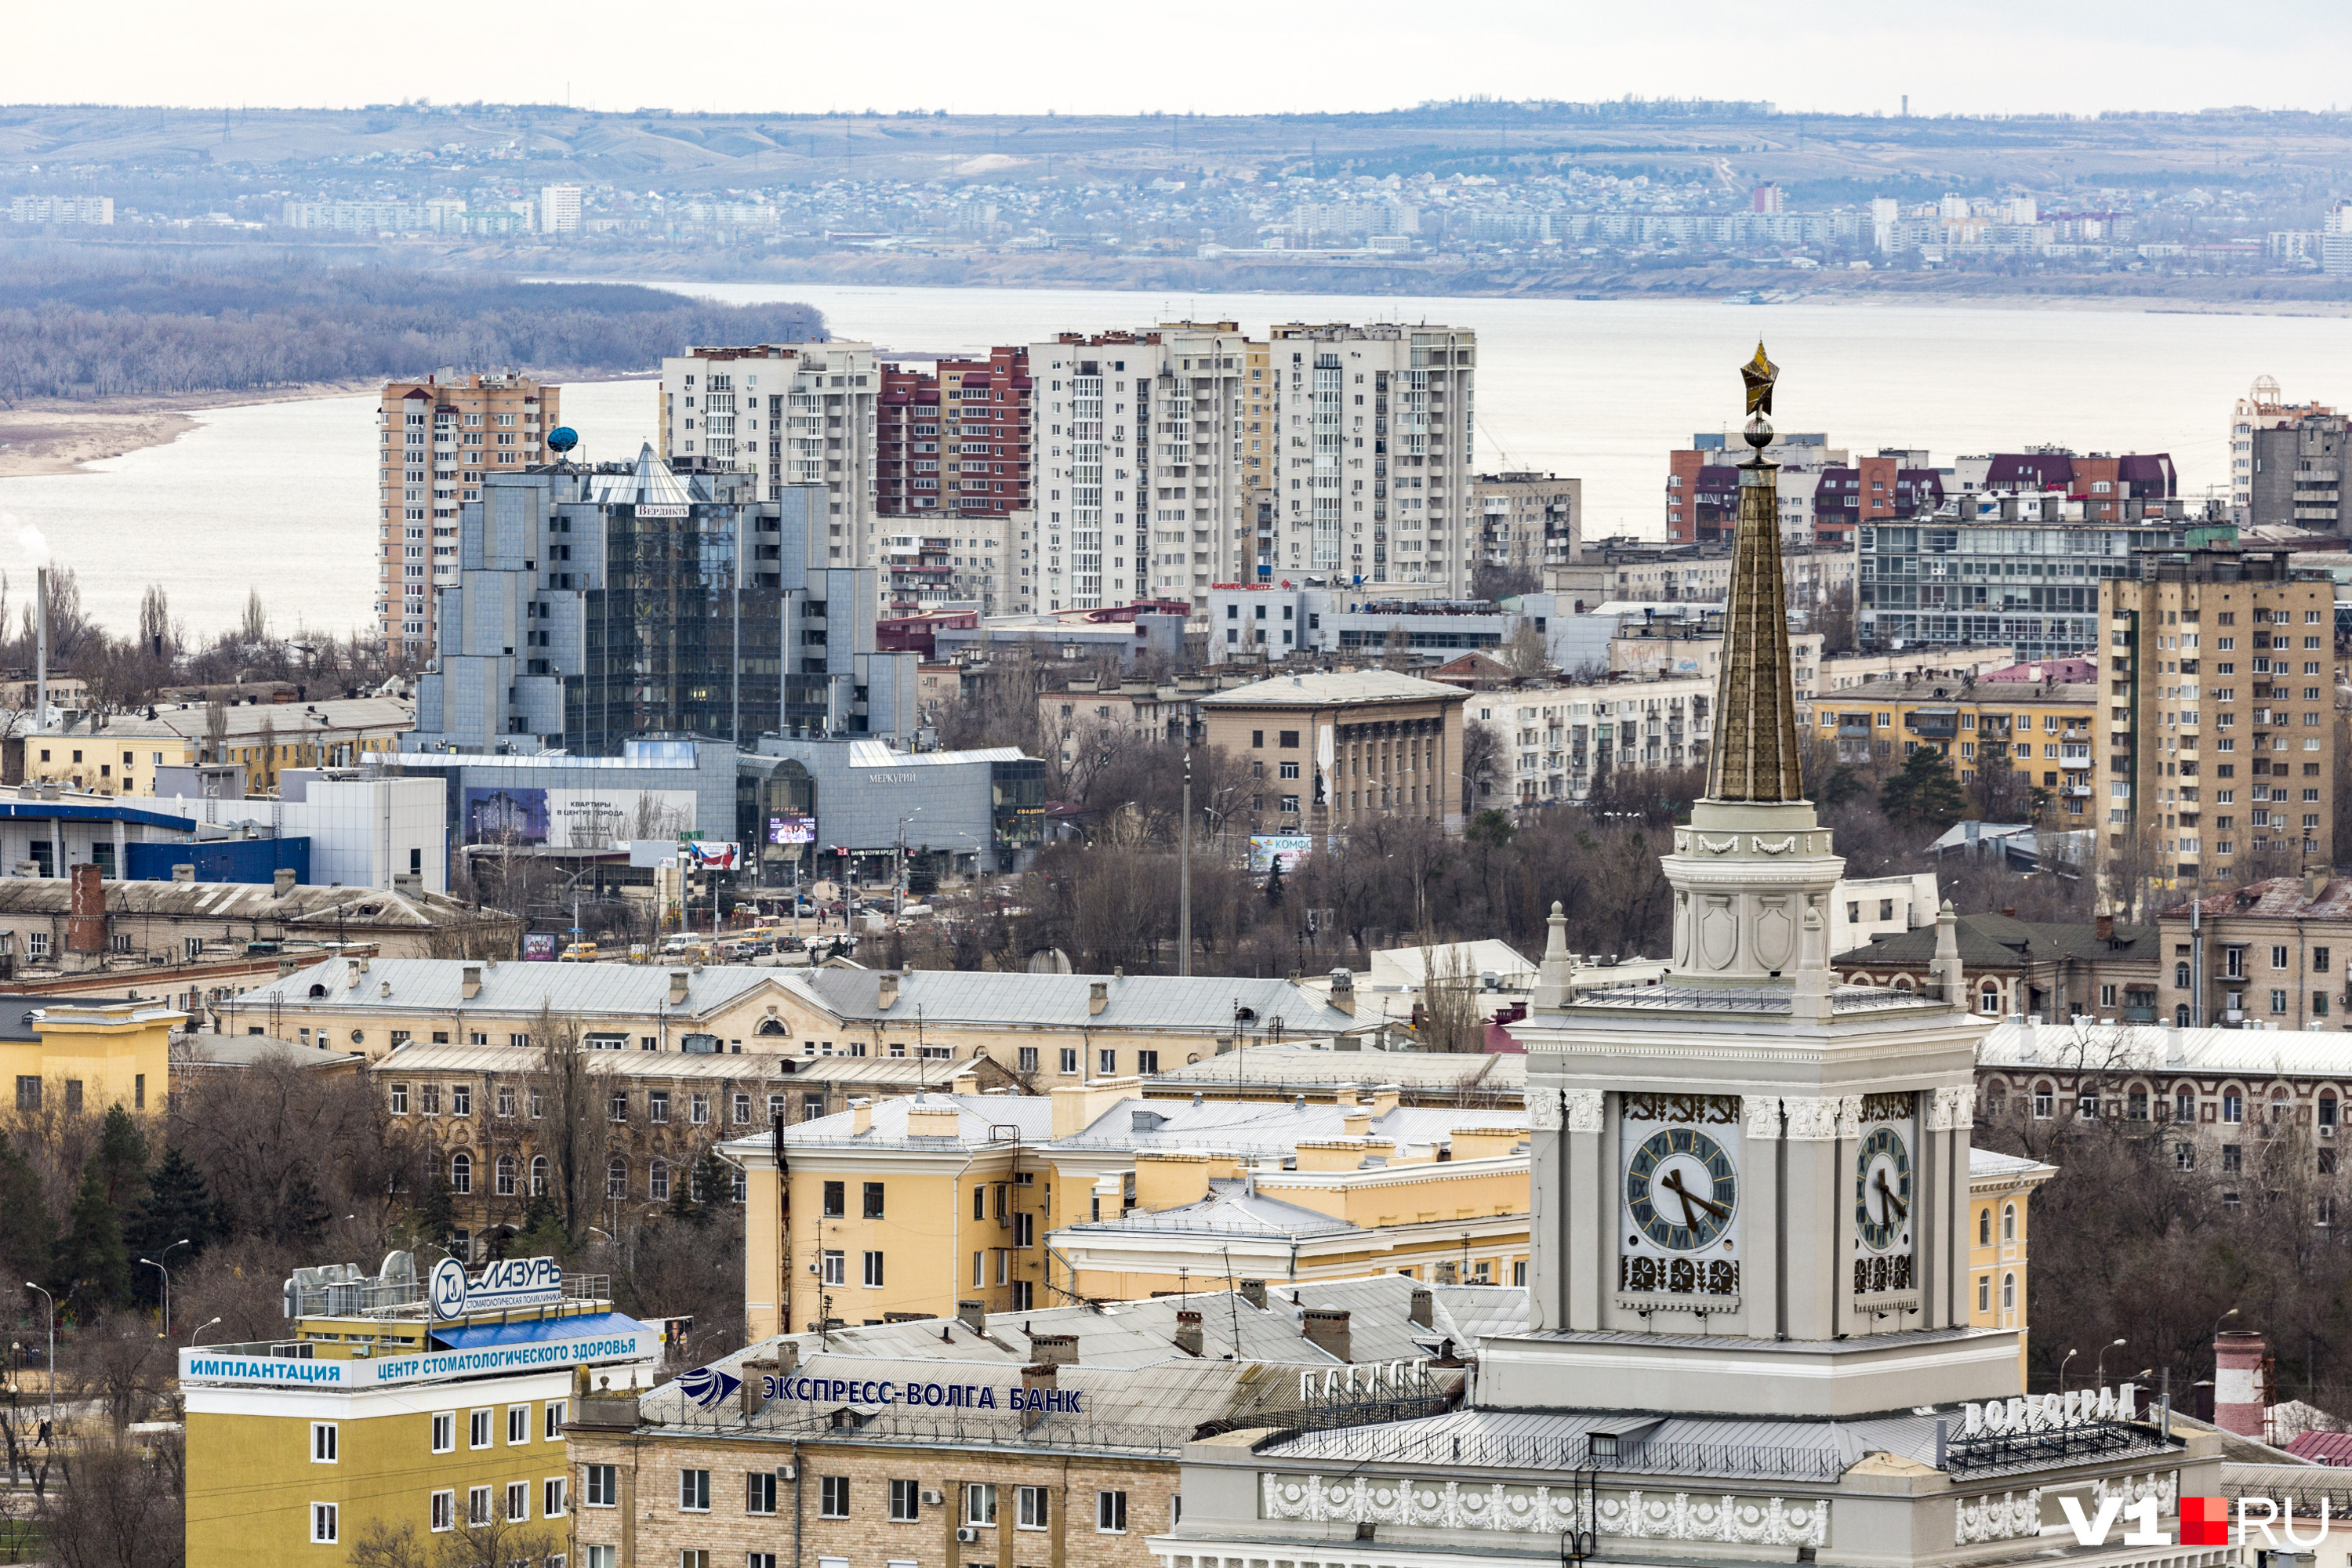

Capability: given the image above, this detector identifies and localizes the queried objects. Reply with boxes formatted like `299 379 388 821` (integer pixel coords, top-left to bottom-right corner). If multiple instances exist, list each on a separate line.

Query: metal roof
1057 1181 1358 1240
1063 1094 1527 1155
1197 670 1469 709
434 1311 645 1350
769 1092 1055 1151
1982 1017 2352 1078
238 956 789 1021
795 967 1372 1036
584 444 699 508
372 1040 998 1086
0 880 483 928
38 696 415 746
839 741 1027 768
1148 1046 1526 1099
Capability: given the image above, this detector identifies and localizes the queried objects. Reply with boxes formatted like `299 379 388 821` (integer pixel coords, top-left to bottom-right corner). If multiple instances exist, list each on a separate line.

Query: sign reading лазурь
432 1255 563 1319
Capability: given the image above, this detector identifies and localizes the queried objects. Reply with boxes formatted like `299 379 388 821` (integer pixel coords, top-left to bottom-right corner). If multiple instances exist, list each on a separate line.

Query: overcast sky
16 1 2351 118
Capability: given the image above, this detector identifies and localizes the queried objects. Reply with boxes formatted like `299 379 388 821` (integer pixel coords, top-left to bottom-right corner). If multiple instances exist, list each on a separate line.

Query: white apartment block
1268 323 1477 595
9 195 113 225
1463 673 1712 804
1030 336 1158 612
1138 323 1267 608
659 343 880 603
539 183 583 234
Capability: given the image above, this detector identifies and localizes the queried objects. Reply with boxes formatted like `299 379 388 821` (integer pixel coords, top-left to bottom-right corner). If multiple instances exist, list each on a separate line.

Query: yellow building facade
2 999 178 1115
733 1082 1532 1342
1966 1147 2056 1392
1811 677 2100 823
22 698 412 797
183 1256 655 1568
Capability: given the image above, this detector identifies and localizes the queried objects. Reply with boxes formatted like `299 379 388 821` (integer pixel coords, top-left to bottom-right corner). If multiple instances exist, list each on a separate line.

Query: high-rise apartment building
2096 547 2336 895
659 343 880 604
1027 323 1271 613
874 347 1032 524
2230 377 2336 516
538 183 582 234
1266 322 1477 593
376 372 560 660
2244 411 2350 533
1472 472 1581 582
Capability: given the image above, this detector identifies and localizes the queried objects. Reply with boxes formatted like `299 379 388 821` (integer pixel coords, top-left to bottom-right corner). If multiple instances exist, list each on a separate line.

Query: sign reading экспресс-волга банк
177 1324 661 1390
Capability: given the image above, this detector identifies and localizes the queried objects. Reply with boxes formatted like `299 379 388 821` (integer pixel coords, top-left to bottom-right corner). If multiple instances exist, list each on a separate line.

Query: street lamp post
22 1284 51 1434
189 1317 223 1347
138 1239 191 1338
2096 1337 2128 1389
895 809 924 924
2060 1346 2079 1392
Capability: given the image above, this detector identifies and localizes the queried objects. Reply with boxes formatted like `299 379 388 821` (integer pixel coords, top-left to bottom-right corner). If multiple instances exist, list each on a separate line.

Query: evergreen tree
0 1142 51 1299
415 1167 456 1250
53 1160 130 1312
514 1189 570 1260
274 1166 332 1250
93 1105 147 1210
129 1146 220 1264
1265 856 1286 909
1878 746 1968 831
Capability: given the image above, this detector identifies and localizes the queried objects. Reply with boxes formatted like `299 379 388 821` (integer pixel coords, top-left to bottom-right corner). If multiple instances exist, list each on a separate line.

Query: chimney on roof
1026 1332 1077 1368
851 1098 873 1136
2095 913 2114 943
1369 1084 1400 1118
1018 1361 1059 1428
172 864 195 884
1301 1308 1352 1361
1088 980 1108 1016
1173 1311 1204 1356
668 969 689 1006
1408 1287 1434 1329
878 972 899 1010
461 965 481 1000
274 867 297 897
1343 1109 1373 1138
956 1300 986 1331
2308 866 2328 904
1328 968 1356 1015
2001 906 2016 919
1238 1279 1267 1309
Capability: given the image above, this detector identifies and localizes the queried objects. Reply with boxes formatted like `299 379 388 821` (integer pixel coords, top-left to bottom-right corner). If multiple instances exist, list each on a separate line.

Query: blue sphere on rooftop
547 426 579 453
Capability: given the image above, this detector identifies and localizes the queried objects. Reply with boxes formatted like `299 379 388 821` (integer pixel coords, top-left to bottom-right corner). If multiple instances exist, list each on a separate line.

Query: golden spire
1706 341 1806 804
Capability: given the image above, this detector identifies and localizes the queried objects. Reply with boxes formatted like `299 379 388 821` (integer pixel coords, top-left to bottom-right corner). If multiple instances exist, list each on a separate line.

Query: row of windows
435 1152 746 1204
420 1478 568 1533
1996 1082 2347 1125
422 1403 564 1455
586 1468 1135 1534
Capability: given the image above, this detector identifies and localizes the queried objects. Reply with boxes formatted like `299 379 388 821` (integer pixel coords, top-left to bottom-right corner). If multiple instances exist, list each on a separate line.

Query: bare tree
1498 622 1549 680
1416 944 1483 1053
36 1428 183 1568
534 1005 613 1247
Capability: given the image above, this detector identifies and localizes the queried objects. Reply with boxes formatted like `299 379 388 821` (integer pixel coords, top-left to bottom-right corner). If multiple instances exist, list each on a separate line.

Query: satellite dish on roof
546 426 579 455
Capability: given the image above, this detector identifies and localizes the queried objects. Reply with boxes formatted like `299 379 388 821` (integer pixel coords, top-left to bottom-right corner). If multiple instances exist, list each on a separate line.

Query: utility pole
1179 750 1192 976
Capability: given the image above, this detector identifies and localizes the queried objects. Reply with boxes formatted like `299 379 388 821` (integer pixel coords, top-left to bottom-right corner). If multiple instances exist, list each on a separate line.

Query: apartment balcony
2060 783 2092 799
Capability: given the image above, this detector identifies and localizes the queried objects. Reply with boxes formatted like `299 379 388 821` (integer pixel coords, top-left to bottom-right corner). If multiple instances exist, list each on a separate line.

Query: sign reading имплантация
178 1325 660 1391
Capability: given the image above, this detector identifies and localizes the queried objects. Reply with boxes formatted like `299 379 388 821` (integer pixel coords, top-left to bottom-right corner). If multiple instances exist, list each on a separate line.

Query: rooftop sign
433 1255 562 1320
180 1323 658 1392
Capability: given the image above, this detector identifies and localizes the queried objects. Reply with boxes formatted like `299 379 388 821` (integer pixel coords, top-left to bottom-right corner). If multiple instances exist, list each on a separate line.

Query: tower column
1781 1094 1838 1341
1565 1090 1605 1332
1741 1095 1782 1339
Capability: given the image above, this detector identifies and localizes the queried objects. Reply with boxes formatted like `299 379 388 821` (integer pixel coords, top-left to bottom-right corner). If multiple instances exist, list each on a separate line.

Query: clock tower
1492 346 2005 1419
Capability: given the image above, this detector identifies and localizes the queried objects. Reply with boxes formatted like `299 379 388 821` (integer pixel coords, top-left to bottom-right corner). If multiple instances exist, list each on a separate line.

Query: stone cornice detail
1260 1472 1828 1548
1563 1090 1604 1134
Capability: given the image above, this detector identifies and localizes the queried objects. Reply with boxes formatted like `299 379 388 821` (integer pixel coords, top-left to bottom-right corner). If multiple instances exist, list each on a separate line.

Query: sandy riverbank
0 383 377 479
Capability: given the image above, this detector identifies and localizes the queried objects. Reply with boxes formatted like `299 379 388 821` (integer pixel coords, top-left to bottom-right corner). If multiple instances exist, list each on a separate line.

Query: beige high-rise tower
376 372 559 661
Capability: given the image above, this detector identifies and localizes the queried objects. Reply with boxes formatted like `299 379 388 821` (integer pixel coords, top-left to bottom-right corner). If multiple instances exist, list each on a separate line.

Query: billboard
1248 834 1312 874
684 841 741 870
462 787 695 847
768 815 815 846
521 933 558 961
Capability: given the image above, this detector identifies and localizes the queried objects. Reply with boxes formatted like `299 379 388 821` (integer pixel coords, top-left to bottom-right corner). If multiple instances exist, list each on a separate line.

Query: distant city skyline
18 0 2352 120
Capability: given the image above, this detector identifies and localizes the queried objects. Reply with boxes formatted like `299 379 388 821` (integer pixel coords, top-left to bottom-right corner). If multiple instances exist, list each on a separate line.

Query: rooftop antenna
1220 1245 1244 1354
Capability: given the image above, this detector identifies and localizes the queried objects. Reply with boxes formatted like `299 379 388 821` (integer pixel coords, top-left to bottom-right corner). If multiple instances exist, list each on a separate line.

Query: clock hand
1661 1169 1728 1221
1873 1168 1908 1222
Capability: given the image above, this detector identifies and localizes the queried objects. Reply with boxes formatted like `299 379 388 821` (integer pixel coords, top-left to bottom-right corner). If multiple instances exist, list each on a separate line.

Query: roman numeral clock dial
1852 1098 1918 1298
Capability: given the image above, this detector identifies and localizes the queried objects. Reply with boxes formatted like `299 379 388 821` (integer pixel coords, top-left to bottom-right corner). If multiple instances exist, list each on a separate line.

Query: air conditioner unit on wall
956 1528 978 1543
921 1491 946 1507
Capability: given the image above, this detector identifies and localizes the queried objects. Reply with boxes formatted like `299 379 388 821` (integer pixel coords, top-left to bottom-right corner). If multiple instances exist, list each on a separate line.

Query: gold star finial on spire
1740 340 1778 419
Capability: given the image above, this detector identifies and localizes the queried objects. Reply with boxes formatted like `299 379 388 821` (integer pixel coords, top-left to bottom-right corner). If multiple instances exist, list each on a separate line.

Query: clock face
1853 1124 1914 1254
1624 1127 1739 1252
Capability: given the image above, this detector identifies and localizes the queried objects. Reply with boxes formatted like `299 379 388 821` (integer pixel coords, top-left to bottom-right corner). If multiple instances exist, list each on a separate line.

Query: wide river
7 282 2352 640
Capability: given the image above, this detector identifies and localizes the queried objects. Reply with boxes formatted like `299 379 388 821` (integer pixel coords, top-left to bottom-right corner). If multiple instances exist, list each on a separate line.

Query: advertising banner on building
178 1322 662 1390
462 788 695 847
768 815 815 846
1248 834 1313 874
521 934 558 961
